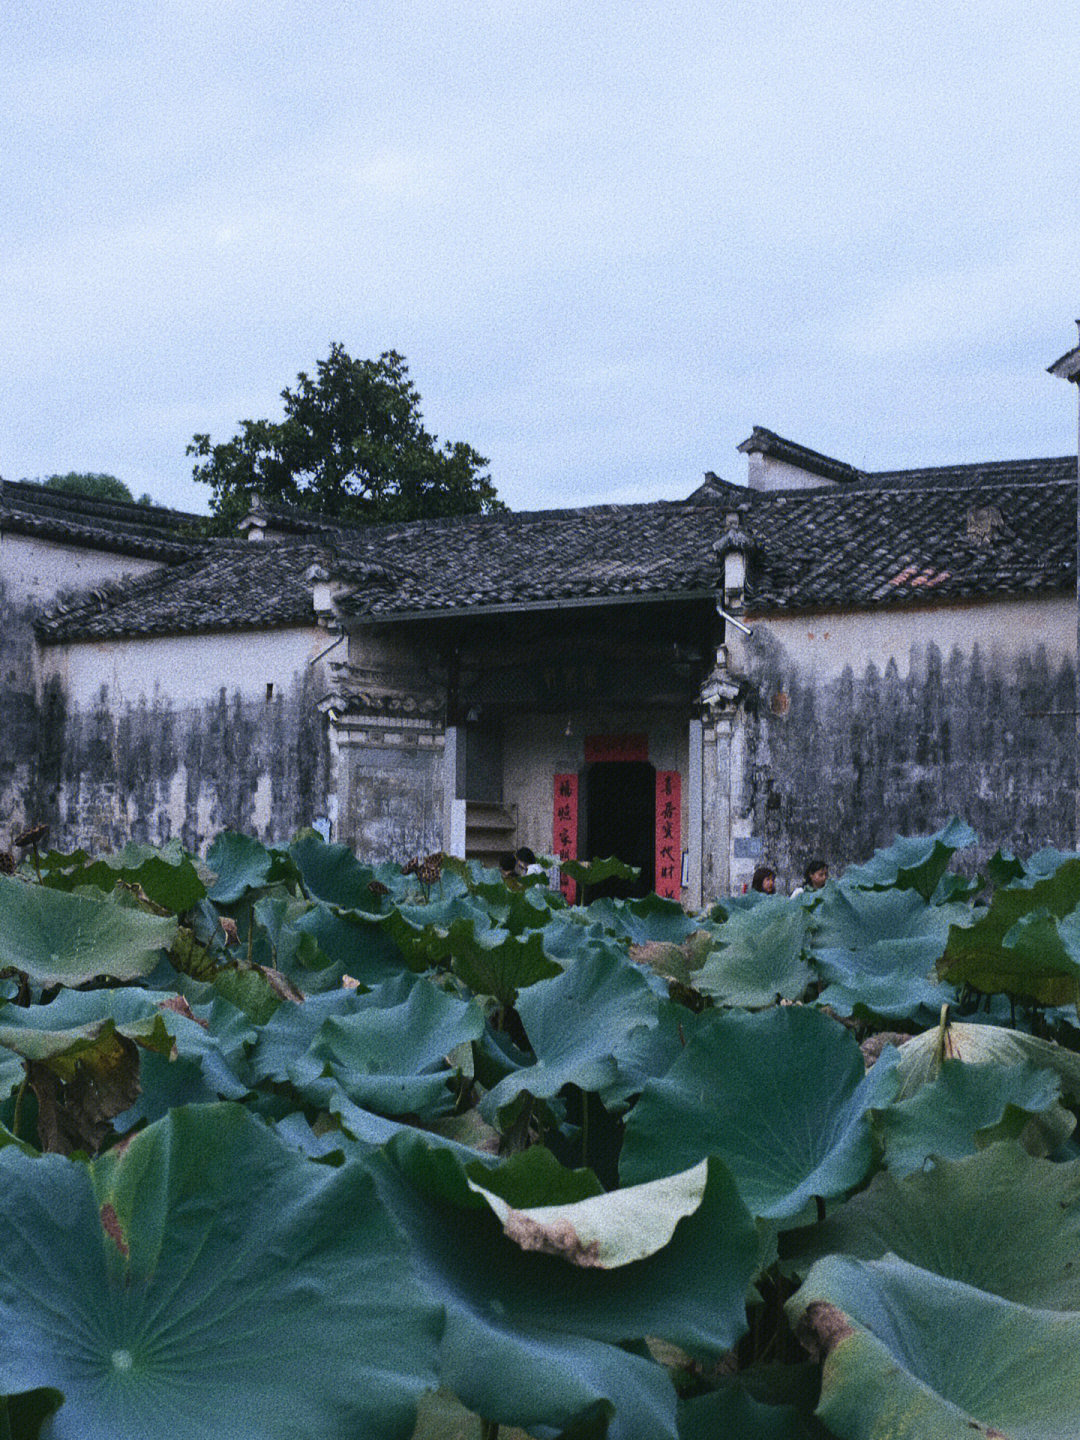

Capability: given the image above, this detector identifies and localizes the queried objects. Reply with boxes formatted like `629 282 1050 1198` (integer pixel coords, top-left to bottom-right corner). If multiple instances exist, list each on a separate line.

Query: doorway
584 761 655 899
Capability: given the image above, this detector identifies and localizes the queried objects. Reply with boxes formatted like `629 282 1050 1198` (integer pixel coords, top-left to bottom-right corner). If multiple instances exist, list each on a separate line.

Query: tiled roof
0 480 203 562
746 471 1076 611
36 542 325 641
33 452 1078 641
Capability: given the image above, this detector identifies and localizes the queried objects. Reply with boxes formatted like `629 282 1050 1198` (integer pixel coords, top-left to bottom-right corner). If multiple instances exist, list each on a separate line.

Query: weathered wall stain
741 633 1076 879
47 671 329 853
340 743 445 863
1 580 42 838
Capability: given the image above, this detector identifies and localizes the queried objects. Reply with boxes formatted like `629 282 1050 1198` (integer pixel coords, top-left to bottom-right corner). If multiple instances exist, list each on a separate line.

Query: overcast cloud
3 1 1079 514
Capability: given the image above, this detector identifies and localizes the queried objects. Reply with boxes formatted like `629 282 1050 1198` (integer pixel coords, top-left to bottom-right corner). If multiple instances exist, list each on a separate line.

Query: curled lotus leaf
468 1159 710 1268
789 1254 1080 1440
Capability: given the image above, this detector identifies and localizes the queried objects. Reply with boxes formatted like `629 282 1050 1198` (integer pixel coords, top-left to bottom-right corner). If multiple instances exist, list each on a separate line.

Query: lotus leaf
871 1058 1071 1176
204 831 297 903
296 974 486 1120
840 818 977 900
784 1143 1080 1308
0 877 177 986
694 895 813 1007
0 987 173 1064
448 918 562 1006
370 1151 761 1440
620 1006 900 1221
39 840 205 913
891 1015 1080 1102
789 1254 1080 1440
809 887 954 1022
0 1104 441 1439
289 833 387 911
938 857 1080 1005
586 893 703 946
469 1159 710 1268
482 945 665 1122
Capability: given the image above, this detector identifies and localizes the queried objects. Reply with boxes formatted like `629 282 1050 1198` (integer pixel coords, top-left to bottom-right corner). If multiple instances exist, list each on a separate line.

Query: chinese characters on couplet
654 771 682 900
552 774 578 903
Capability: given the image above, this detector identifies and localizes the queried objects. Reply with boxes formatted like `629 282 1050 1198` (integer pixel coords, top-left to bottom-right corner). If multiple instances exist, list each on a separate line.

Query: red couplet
655 771 681 899
552 773 579 903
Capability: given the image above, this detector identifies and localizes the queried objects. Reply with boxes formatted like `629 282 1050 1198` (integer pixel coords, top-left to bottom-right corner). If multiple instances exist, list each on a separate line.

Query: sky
4 1 1080 516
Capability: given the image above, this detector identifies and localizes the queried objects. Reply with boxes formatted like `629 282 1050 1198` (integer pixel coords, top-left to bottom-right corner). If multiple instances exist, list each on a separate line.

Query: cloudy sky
4 1 1079 514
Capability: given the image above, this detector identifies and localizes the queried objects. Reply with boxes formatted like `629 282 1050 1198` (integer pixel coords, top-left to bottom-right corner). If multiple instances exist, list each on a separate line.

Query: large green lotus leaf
584 894 703 946
114 995 256 1127
0 877 177 986
469 1159 710 1269
380 894 496 971
891 1016 1080 1102
251 894 329 977
559 856 639 887
784 1143 1080 1308
370 1150 761 1440
481 946 665 1122
245 985 372 1084
938 857 1080 1004
290 903 405 988
204 831 298 903
839 819 977 900
789 1254 1080 1440
0 988 174 1064
289 833 387 912
448 917 562 1006
620 1006 899 1221
0 1103 440 1440
988 844 1080 890
40 840 206 914
465 1141 603 1207
298 974 486 1119
871 1058 1070 1177
808 887 955 1022
694 896 813 1007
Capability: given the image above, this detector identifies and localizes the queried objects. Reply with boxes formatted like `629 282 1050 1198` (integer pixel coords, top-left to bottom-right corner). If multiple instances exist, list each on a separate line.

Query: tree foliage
188 346 502 529
36 473 134 503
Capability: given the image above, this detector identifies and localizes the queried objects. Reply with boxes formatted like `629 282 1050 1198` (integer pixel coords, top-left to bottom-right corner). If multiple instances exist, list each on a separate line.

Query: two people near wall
751 859 829 897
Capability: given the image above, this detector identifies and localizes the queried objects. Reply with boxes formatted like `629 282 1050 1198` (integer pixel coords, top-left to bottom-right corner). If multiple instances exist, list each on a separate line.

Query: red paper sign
655 770 682 900
583 733 648 764
553 773 579 904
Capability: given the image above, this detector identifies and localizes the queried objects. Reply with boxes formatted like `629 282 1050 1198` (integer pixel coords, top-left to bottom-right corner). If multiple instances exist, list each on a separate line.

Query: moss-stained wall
731 601 1076 884
0 580 40 840
36 628 331 853
48 672 329 853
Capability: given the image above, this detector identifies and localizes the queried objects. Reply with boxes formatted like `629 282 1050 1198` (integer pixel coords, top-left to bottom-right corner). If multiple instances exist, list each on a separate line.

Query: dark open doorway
584 761 655 899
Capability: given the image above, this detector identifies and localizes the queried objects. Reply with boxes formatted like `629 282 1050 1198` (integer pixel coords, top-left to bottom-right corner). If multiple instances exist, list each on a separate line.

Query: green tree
39 472 134 503
188 346 501 529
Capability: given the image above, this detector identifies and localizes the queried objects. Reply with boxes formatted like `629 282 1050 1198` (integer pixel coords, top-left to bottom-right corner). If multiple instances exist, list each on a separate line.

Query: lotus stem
12 1068 27 1141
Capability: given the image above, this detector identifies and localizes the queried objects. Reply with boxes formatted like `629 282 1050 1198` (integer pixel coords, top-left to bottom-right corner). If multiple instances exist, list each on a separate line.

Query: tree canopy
188 346 501 529
37 473 136 503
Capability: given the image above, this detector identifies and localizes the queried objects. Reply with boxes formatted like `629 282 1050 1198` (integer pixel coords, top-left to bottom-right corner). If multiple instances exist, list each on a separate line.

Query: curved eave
342 585 718 626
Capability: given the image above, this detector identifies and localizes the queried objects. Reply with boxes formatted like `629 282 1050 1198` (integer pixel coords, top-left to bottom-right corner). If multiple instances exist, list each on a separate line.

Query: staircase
464 801 517 870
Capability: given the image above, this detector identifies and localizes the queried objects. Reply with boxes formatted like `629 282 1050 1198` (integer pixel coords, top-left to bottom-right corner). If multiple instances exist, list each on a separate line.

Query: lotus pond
1 819 1080 1439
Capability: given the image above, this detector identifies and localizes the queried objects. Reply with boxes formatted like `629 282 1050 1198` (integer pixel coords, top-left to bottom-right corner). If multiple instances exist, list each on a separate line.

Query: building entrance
584 760 655 899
